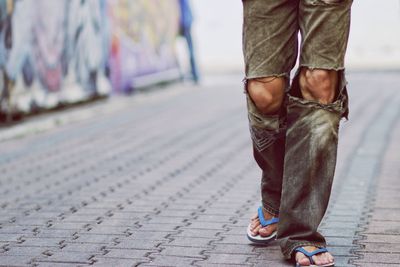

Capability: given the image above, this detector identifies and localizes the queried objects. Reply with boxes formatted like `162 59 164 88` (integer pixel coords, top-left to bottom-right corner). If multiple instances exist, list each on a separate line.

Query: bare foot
295 246 334 266
249 208 277 237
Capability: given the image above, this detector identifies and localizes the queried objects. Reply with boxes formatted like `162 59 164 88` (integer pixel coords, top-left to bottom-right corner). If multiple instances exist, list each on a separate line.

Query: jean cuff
282 241 327 260
261 201 279 217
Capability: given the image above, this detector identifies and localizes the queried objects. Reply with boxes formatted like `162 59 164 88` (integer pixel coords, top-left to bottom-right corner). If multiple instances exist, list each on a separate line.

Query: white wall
347 0 400 69
191 0 243 73
192 0 400 72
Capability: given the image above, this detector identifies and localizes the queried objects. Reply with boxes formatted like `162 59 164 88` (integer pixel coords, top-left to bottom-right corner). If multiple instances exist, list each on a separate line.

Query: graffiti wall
0 0 181 120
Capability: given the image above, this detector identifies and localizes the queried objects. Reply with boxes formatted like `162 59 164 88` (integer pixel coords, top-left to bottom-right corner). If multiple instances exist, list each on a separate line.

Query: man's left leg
277 0 353 265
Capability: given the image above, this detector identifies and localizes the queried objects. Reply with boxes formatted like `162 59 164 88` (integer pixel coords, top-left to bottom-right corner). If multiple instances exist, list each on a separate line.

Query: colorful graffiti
108 0 180 92
0 0 181 120
0 0 13 118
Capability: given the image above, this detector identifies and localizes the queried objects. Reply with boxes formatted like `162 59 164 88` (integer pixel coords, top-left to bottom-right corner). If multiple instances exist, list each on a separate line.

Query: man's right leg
245 76 286 237
242 0 298 237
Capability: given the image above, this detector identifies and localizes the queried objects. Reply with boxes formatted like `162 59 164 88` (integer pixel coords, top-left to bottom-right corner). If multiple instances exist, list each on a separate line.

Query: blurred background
193 0 400 71
0 0 399 123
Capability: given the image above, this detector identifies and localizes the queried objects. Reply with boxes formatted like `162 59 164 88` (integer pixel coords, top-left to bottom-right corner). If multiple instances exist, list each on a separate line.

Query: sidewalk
0 72 399 267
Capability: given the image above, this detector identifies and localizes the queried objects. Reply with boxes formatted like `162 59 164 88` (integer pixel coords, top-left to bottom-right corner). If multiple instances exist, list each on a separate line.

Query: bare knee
246 77 286 115
299 68 338 104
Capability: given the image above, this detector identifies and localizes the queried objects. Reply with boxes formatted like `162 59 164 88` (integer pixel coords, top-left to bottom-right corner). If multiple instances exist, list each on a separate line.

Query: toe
323 254 331 264
328 254 334 263
258 226 273 237
251 225 261 236
296 253 310 266
312 253 330 266
322 253 332 264
250 220 260 230
313 257 322 265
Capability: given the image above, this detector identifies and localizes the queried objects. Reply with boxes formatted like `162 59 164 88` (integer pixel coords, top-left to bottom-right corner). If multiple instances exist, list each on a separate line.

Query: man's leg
245 76 286 237
280 67 345 266
277 0 353 265
242 0 298 237
183 27 199 83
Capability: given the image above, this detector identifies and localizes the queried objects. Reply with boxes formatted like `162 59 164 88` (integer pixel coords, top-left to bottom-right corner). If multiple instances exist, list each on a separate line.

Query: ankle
261 206 276 219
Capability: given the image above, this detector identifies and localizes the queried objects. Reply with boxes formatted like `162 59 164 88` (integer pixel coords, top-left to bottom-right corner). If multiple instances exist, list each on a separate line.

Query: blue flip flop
294 247 335 267
246 206 279 244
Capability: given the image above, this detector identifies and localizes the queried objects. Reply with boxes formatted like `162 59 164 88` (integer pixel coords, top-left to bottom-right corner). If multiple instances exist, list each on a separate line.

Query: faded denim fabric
242 0 353 260
244 79 286 217
278 71 349 259
242 0 353 79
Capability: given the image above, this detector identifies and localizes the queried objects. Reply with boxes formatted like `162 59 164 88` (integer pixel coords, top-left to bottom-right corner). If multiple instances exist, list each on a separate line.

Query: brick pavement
0 72 399 267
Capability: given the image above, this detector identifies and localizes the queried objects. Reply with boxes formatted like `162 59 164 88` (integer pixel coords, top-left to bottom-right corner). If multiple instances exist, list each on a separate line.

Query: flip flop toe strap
257 206 279 227
295 247 328 265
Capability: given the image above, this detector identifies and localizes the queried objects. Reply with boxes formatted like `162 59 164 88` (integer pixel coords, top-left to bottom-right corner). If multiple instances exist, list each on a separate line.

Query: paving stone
171 228 220 239
212 234 249 244
374 201 400 209
329 246 359 256
36 263 91 267
88 219 135 228
364 226 400 235
92 257 149 266
251 242 281 253
352 264 400 267
83 226 133 235
48 222 91 230
367 220 400 229
198 207 242 215
330 256 356 267
358 242 400 253
103 248 154 259
14 237 62 247
224 227 248 236
153 210 196 217
252 260 291 267
363 234 400 243
146 217 187 224
0 234 23 242
73 233 121 244
137 223 180 232
109 239 163 250
33 251 95 264
60 215 99 223
12 218 50 226
327 237 357 247
3 246 48 256
205 243 258 255
184 221 226 230
193 214 231 223
252 249 288 261
158 246 206 258
0 255 32 266
353 252 400 264
140 255 198 266
117 230 171 241
33 229 78 238
321 221 360 229
166 237 214 247
0 226 37 234
204 252 252 264
162 204 203 210
59 243 105 252
320 228 356 238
